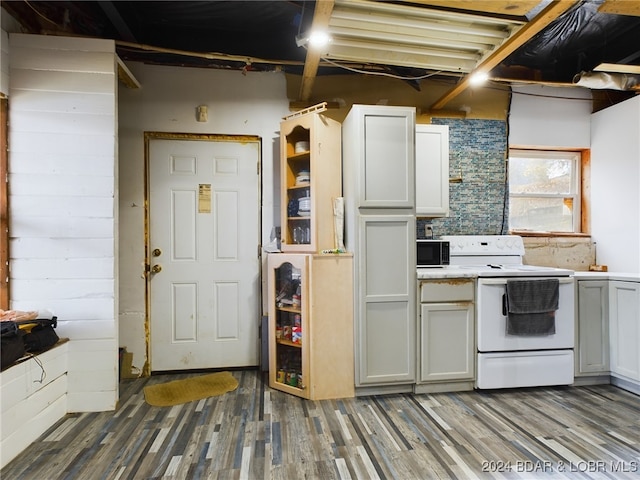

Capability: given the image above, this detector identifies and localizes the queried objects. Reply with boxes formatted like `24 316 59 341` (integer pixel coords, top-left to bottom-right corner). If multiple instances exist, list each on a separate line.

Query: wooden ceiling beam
430 0 579 110
298 0 335 102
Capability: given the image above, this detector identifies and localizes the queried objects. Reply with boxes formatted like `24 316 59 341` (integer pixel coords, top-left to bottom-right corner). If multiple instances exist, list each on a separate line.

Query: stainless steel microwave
417 239 450 267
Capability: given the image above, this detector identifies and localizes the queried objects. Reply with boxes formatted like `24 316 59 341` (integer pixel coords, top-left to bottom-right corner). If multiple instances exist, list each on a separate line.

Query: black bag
19 317 59 353
1 321 26 370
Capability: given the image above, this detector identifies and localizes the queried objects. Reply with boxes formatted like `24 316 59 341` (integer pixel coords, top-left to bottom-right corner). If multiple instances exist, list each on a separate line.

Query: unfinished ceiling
2 0 640 108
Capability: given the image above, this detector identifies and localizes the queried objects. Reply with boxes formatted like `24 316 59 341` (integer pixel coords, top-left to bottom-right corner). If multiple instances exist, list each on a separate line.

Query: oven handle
502 294 507 316
480 278 574 285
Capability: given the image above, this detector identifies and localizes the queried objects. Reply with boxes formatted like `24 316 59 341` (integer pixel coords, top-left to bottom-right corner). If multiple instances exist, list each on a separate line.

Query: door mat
143 371 238 407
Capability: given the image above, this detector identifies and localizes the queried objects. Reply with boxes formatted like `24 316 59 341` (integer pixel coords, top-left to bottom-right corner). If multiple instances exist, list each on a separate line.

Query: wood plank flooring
2 369 640 479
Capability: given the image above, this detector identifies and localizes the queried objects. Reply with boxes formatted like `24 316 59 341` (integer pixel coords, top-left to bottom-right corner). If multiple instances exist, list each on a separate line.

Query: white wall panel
9 69 115 94
11 298 115 321
10 216 115 238
8 151 115 176
591 96 640 273
8 34 118 418
11 258 114 279
9 90 115 115
10 110 116 135
10 173 114 197
509 85 591 148
9 33 114 51
9 48 115 73
56 320 117 340
11 278 113 300
10 238 114 258
9 196 115 217
9 131 115 156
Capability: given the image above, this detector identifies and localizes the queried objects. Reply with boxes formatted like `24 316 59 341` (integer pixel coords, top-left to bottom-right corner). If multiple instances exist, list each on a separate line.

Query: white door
148 135 260 371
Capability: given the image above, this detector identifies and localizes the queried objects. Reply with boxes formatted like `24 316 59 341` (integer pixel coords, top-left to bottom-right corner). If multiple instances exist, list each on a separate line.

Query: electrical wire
320 56 444 81
24 0 58 26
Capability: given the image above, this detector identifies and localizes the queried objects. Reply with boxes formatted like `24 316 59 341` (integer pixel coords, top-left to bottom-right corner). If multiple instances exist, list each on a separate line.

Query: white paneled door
148 135 260 371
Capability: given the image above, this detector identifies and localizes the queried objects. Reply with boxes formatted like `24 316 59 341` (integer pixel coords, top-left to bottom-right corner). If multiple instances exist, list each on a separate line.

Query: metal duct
572 71 640 90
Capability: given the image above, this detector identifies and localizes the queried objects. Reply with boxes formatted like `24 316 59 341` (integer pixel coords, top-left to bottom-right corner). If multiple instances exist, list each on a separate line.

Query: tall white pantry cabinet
343 105 417 391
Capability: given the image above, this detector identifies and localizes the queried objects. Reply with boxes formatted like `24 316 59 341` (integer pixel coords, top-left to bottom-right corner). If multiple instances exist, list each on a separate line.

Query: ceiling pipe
572 71 640 90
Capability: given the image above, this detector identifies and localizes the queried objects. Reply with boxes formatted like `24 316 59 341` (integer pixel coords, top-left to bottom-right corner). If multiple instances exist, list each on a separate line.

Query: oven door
476 277 574 352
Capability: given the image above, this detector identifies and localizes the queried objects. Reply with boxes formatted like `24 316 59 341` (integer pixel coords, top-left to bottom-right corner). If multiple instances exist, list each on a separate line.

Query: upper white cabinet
416 124 449 217
343 105 415 209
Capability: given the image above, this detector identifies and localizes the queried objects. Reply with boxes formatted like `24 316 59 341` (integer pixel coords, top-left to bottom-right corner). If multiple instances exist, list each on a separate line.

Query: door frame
143 131 262 375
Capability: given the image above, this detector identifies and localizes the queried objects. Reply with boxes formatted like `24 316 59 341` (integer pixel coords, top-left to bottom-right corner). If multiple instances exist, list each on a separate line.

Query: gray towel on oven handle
506 278 559 314
505 279 559 336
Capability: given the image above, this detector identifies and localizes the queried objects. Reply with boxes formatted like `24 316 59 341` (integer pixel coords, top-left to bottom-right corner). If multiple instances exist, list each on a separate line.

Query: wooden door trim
142 132 261 375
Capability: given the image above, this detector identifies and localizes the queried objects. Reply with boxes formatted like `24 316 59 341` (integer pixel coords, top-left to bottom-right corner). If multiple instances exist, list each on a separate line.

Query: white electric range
440 235 575 390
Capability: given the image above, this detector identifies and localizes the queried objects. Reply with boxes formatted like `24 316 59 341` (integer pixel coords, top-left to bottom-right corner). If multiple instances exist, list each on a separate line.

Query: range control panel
441 235 525 257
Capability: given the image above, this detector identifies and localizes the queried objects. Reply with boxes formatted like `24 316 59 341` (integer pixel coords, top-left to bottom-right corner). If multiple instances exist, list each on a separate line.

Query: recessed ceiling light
308 31 331 48
469 71 489 86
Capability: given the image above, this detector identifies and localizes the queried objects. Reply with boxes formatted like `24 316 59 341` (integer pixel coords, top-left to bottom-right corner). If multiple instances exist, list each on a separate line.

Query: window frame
508 148 587 236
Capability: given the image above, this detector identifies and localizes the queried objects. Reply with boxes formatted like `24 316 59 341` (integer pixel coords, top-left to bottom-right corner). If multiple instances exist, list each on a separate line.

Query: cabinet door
344 105 415 209
419 303 474 382
267 254 310 399
577 280 609 374
356 215 416 385
609 281 640 381
279 107 341 253
416 124 449 217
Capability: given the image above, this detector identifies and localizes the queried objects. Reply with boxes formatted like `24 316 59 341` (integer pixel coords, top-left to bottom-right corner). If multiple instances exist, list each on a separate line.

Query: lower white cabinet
575 280 610 377
416 278 475 392
609 280 640 381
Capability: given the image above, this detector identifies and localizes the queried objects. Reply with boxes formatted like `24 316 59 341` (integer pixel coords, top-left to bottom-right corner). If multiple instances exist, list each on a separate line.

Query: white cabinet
343 105 415 209
575 280 610 377
416 124 449 217
609 280 640 381
355 214 416 387
416 279 475 392
343 105 416 391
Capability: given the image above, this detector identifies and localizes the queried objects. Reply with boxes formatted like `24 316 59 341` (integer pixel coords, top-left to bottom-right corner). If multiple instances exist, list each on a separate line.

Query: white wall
8 34 118 412
118 62 290 370
591 96 640 273
509 85 592 148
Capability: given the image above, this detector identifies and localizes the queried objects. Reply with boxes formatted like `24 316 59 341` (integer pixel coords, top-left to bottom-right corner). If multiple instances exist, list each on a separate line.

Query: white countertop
418 267 640 282
572 271 640 282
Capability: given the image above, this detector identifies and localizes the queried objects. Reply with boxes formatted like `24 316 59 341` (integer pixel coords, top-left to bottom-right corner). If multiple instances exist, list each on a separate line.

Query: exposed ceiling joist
598 0 640 16
430 0 579 109
409 0 542 17
299 0 335 102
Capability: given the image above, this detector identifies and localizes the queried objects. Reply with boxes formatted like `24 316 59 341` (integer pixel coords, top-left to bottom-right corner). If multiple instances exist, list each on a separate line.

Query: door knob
152 248 162 257
151 264 162 273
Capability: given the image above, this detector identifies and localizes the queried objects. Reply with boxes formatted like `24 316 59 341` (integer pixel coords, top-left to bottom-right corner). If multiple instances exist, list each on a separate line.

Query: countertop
418 267 640 282
571 271 640 282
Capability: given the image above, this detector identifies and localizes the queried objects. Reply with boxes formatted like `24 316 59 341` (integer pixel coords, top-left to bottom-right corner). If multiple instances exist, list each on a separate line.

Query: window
508 149 581 233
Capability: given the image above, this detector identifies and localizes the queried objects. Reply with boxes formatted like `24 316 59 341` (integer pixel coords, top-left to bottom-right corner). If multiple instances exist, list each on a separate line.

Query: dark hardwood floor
2 369 640 479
